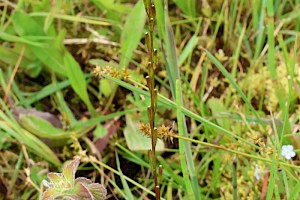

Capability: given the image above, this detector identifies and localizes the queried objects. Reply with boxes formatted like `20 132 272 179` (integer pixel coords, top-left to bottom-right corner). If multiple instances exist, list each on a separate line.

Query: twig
3 45 25 104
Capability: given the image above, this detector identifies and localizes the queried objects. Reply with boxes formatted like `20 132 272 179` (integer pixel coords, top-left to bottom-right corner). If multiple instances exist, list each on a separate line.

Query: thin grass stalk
266 0 277 79
173 134 300 172
232 156 238 200
253 0 265 61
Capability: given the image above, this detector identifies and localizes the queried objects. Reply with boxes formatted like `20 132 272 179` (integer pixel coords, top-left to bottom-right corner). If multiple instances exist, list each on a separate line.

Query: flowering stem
143 0 160 198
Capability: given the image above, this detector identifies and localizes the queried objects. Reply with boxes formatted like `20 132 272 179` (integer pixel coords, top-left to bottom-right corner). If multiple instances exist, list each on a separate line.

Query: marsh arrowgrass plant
143 0 161 198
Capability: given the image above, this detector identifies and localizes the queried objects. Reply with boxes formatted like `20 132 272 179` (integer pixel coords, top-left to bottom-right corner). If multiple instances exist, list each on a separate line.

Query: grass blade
204 49 260 118
63 52 96 116
173 0 197 18
175 80 195 199
120 0 146 68
288 181 300 200
104 75 258 149
115 151 134 200
266 0 276 79
178 35 198 67
0 99 61 166
161 4 201 198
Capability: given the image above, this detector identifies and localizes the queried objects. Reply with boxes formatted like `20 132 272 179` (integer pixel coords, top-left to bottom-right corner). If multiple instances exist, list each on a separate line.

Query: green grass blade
24 79 71 105
115 151 134 200
173 0 197 18
153 0 165 40
29 45 66 76
160 8 201 197
53 78 76 125
0 32 44 46
266 0 277 79
204 49 260 117
63 52 96 116
178 35 198 67
253 0 265 61
70 109 136 129
0 100 61 166
104 75 258 149
116 143 150 168
29 12 111 26
90 162 127 199
163 8 179 97
120 0 146 68
288 181 300 200
266 119 280 200
231 24 246 77
175 80 195 199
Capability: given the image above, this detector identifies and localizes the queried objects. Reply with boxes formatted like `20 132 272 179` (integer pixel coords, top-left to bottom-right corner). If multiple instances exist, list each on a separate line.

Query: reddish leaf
87 183 107 200
94 120 120 151
47 173 69 188
62 158 80 186
73 183 94 200
42 188 61 200
75 177 92 186
12 106 62 128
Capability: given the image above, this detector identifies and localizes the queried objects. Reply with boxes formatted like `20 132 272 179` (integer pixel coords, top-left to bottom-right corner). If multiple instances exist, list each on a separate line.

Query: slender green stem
174 134 300 172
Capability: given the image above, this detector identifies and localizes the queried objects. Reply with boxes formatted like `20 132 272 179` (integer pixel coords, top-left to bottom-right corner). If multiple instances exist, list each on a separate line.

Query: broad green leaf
25 60 43 78
0 120 61 166
19 114 72 139
0 103 61 165
120 0 146 67
100 79 113 97
30 45 66 75
123 114 164 152
63 52 96 116
19 114 95 142
12 10 45 36
93 124 107 139
0 32 44 46
0 45 42 78
0 46 31 67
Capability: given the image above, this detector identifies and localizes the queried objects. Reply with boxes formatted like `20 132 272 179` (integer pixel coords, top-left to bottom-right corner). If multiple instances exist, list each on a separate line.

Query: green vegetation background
1 0 300 199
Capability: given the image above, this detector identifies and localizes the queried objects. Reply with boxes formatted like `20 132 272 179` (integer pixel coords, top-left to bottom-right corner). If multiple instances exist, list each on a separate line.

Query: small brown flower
139 122 174 143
